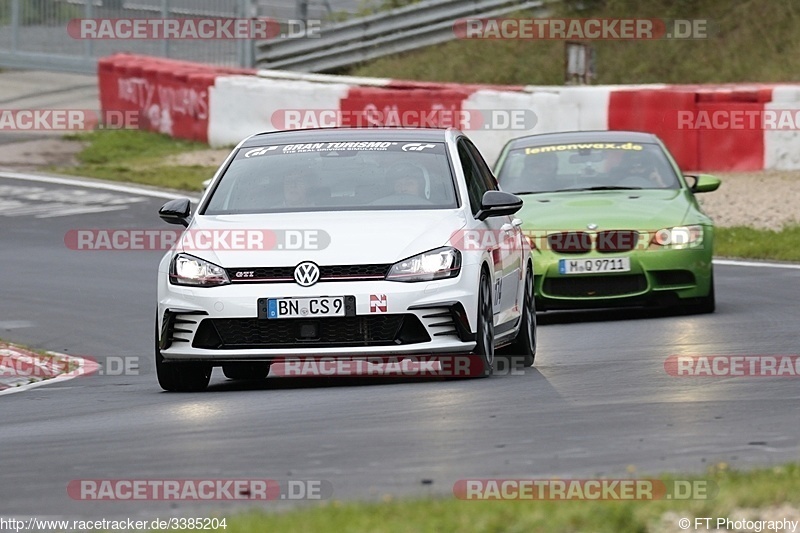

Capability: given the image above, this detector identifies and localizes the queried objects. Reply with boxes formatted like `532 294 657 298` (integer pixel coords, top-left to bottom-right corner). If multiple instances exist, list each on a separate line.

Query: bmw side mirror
159 198 192 227
476 190 523 221
685 174 721 193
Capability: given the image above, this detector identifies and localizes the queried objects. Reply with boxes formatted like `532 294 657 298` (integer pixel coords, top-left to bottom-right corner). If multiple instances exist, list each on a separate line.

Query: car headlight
652 225 704 249
169 253 230 287
386 247 461 282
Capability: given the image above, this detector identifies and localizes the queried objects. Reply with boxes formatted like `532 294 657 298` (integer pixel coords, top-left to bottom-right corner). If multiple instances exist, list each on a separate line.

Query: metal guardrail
0 0 259 74
256 0 551 73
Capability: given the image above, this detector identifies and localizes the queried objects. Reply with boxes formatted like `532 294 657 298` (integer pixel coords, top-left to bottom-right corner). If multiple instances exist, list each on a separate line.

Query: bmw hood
180 210 468 268
516 189 693 233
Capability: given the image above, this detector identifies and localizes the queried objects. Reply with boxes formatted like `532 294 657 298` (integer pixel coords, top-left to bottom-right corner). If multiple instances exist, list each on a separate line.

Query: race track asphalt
1 173 798 522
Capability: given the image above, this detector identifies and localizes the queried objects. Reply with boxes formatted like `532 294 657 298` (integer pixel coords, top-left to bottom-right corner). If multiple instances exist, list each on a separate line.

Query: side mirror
159 198 192 227
685 174 721 193
476 190 523 221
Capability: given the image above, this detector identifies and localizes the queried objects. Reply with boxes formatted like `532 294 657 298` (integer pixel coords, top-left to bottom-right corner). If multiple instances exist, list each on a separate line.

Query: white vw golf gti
156 128 535 391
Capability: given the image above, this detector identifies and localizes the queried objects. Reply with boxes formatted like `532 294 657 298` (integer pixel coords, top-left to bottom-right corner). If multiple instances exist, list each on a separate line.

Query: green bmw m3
493 131 721 313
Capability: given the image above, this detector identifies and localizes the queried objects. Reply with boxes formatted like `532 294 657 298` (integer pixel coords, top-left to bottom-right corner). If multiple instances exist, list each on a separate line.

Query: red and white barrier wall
98 53 800 170
98 54 255 143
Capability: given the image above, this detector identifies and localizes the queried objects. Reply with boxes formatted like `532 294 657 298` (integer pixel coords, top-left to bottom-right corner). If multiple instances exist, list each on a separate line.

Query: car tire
155 320 212 392
694 271 716 314
498 263 536 367
683 270 715 315
222 362 271 380
472 268 495 378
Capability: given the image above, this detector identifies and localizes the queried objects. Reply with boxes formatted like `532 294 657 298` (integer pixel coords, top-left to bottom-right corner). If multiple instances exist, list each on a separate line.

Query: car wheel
155 320 212 392
223 362 271 380
472 268 494 378
499 263 536 367
691 271 716 314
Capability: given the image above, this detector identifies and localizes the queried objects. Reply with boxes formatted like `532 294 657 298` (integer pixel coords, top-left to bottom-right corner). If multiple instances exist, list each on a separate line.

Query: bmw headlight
169 253 230 286
652 225 704 249
386 247 461 282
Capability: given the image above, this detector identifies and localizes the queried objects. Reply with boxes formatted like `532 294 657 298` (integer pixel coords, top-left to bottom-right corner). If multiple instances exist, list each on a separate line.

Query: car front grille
546 230 641 254
543 274 648 298
595 230 639 253
192 314 430 349
226 264 391 283
547 232 591 254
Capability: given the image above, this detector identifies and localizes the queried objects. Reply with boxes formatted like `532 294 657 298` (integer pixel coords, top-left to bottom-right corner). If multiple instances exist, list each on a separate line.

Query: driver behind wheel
387 163 426 198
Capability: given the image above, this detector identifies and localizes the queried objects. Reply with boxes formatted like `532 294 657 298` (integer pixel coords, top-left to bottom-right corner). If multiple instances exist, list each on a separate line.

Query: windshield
203 141 458 214
497 141 680 194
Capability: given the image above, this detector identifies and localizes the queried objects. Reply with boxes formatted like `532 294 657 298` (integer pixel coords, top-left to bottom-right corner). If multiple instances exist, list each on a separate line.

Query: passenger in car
618 152 673 188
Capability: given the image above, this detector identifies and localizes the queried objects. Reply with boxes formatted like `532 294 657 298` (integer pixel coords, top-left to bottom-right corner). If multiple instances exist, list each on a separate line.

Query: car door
457 138 522 331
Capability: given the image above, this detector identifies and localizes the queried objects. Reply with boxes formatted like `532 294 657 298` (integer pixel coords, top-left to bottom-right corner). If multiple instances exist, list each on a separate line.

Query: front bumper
157 266 482 363
533 245 713 310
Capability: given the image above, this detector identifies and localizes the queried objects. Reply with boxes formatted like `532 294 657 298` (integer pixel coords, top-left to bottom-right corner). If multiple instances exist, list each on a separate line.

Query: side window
457 141 487 216
465 140 499 191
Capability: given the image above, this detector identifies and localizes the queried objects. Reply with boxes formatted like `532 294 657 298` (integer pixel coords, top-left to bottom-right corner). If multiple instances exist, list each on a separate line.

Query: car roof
241 127 457 148
503 130 661 150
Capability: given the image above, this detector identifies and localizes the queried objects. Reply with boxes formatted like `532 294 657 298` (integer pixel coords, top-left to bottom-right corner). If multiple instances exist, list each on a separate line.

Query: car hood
182 210 467 267
515 189 693 233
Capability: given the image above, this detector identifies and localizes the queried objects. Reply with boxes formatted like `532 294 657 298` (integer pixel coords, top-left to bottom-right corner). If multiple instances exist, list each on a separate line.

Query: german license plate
259 296 355 319
558 257 631 274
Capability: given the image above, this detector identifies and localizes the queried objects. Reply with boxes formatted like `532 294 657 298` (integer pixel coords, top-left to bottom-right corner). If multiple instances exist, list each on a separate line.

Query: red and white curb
0 343 98 396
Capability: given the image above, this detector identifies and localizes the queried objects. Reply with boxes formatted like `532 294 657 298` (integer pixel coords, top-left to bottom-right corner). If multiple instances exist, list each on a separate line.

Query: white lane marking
36 204 130 218
714 259 800 270
0 351 92 396
0 182 149 219
0 171 200 201
0 321 35 329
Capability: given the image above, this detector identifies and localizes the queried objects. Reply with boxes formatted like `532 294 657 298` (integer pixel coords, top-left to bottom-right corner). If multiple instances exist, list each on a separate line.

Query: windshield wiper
513 186 642 194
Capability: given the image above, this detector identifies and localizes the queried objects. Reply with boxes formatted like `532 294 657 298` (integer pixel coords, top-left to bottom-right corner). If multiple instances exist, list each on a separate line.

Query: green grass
57 130 219 192
348 0 800 85
208 464 800 532
716 225 800 262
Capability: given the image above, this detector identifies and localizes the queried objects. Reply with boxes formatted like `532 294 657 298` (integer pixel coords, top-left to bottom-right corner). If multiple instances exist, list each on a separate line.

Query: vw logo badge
294 262 320 287
587 223 598 230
